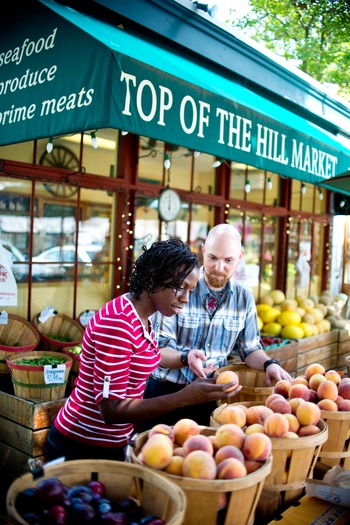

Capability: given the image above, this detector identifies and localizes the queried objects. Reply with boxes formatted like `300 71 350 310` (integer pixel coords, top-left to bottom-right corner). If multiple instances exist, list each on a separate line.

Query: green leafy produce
49 334 73 342
16 356 67 366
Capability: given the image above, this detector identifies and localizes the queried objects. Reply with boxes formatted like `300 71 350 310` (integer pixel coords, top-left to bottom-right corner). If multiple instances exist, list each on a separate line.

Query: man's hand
265 363 292 386
187 350 219 378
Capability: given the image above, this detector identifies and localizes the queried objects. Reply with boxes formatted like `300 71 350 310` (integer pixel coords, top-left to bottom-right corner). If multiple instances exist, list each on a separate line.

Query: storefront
1 0 350 320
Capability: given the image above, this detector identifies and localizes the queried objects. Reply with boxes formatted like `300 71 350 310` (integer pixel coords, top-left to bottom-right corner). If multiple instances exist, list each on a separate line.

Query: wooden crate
0 388 65 483
337 330 350 372
296 330 339 375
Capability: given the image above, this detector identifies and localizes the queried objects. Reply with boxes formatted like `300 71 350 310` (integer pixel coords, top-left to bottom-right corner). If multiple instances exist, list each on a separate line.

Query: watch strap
181 349 190 366
263 358 280 371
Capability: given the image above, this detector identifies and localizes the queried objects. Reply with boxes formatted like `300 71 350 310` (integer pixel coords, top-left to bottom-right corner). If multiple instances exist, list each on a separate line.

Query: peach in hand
215 370 239 392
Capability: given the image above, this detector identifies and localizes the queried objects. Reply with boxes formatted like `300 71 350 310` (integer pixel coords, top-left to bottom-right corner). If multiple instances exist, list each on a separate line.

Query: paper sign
44 364 66 384
0 311 8 324
0 242 18 306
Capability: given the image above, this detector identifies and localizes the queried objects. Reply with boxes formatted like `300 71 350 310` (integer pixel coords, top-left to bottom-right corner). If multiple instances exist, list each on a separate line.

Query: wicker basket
210 402 328 516
32 313 84 352
217 364 274 404
6 459 186 525
0 314 40 376
318 409 350 469
130 426 272 525
6 350 73 401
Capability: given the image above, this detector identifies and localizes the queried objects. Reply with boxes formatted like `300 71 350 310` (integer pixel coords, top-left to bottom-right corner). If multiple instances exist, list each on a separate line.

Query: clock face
158 188 182 222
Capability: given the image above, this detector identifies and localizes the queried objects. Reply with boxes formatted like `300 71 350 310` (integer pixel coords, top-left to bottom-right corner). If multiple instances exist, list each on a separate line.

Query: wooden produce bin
337 329 350 373
0 388 65 484
295 330 339 376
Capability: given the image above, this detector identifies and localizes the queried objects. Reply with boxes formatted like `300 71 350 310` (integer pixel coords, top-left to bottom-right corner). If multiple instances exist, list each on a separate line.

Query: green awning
321 170 350 196
1 0 350 189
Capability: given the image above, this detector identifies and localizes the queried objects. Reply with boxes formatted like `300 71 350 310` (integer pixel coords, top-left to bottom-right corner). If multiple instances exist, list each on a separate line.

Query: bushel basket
6 459 186 525
32 313 84 351
0 314 40 376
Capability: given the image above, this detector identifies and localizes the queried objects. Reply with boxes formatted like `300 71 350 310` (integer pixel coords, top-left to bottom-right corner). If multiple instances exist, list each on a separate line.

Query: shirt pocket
177 315 205 347
221 317 245 349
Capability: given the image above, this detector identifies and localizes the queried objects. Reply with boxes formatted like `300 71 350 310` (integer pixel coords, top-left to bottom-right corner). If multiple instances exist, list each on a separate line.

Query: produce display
15 356 68 366
257 289 349 339
14 477 165 525
137 417 272 480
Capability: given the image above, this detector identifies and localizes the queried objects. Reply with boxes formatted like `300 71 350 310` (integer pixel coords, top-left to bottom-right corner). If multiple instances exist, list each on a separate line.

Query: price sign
44 364 66 384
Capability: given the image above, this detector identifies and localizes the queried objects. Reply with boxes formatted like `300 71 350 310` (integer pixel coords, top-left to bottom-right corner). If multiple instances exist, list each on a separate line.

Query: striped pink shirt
55 295 160 448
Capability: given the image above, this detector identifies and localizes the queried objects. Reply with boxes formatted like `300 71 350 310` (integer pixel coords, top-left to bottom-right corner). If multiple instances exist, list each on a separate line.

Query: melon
277 311 302 327
260 307 281 324
270 290 286 305
256 304 272 315
257 316 264 331
298 322 313 338
281 325 304 339
263 322 282 336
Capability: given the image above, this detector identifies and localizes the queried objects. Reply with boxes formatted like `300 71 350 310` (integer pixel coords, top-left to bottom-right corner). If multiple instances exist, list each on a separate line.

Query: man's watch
181 349 190 366
263 358 280 371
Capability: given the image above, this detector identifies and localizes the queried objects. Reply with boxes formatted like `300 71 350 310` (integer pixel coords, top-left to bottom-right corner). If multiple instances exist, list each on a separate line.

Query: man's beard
206 272 228 289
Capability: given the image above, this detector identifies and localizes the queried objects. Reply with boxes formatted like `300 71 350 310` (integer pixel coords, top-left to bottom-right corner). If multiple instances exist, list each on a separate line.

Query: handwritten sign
44 364 66 384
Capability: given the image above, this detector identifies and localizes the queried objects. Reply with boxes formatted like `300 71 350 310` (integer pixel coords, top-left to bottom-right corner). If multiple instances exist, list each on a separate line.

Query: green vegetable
16 356 67 366
49 334 73 342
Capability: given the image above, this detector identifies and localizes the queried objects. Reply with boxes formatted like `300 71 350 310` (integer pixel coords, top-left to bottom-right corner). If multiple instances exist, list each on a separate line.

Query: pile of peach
272 362 350 414
138 418 272 481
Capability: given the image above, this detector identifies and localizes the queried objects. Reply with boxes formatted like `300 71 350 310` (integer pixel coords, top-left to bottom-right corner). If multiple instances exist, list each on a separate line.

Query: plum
69 502 96 523
37 478 65 506
139 517 165 525
66 485 93 503
114 498 142 521
99 511 130 524
45 504 68 525
16 487 39 515
86 480 106 497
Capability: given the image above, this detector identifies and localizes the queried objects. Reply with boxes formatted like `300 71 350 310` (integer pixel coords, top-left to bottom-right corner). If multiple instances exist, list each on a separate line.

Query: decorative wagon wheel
39 145 80 197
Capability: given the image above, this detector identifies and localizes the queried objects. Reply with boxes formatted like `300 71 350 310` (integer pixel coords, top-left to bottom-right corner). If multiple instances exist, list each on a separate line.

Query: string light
318 188 323 201
301 183 306 194
340 199 346 208
267 177 273 190
193 151 200 158
121 131 129 136
245 180 251 193
212 159 223 168
90 132 98 149
46 137 53 153
164 154 171 170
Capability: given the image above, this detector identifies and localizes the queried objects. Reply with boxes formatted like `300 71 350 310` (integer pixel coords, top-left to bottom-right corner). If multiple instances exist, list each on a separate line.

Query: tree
231 0 350 101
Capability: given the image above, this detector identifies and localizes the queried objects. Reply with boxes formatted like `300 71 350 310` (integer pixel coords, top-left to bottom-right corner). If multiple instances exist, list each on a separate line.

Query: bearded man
142 223 291 427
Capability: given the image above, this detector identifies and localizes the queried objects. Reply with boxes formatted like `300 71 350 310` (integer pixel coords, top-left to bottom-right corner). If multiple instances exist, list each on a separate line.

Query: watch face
158 188 181 221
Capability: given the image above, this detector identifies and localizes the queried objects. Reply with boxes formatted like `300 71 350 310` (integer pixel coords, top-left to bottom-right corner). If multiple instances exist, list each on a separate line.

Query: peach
265 393 285 408
173 418 200 446
173 446 185 457
215 444 245 465
244 460 263 473
298 424 321 437
215 370 239 392
217 492 228 511
208 435 218 452
338 380 350 400
245 423 266 435
242 432 272 461
308 373 327 391
182 450 217 480
296 401 321 426
283 431 299 439
283 413 300 433
164 455 184 476
269 397 292 414
216 457 247 479
183 434 214 456
335 395 344 408
288 383 310 401
215 424 245 449
290 376 309 387
324 369 342 386
246 405 273 425
142 434 174 469
308 389 319 403
234 404 249 413
305 363 325 380
219 405 246 427
264 413 289 437
149 423 175 442
317 399 338 411
337 399 350 411
273 380 291 398
317 380 338 401
288 397 306 415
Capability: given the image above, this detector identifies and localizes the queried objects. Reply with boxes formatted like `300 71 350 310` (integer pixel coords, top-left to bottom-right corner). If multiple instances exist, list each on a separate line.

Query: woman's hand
180 377 242 405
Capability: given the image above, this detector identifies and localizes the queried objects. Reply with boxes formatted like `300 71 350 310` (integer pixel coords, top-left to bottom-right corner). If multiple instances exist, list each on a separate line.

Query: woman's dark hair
129 239 199 299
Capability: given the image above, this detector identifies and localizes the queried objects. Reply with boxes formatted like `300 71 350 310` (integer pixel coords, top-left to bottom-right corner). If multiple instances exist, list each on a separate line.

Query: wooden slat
0 441 46 482
0 415 50 456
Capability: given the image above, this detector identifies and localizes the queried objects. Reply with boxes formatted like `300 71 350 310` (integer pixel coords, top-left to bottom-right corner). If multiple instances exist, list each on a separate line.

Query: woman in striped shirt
47 239 240 461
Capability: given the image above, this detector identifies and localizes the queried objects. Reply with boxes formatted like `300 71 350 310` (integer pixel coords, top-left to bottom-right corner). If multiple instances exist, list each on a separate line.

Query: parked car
32 245 103 280
0 240 62 282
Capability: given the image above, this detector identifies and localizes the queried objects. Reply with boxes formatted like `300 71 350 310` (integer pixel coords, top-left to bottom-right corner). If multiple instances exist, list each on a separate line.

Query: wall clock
39 145 80 197
158 187 182 222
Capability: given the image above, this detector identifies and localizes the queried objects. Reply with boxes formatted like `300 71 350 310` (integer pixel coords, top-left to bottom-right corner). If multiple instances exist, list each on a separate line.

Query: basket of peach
129 418 272 525
273 362 350 470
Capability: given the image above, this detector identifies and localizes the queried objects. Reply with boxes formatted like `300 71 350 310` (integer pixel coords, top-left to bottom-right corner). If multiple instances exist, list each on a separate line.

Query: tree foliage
232 0 350 101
